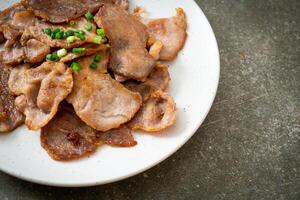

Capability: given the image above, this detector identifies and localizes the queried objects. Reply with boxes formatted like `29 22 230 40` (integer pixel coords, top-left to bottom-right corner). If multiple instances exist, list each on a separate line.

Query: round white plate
0 0 219 187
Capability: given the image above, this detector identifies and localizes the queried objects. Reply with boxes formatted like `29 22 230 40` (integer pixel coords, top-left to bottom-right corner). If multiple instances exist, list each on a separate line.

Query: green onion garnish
96 28 105 38
65 30 75 37
75 31 86 41
69 20 76 27
44 28 52 36
52 53 59 61
85 11 94 21
51 28 61 39
106 43 111 49
92 36 103 44
46 53 60 61
46 54 52 61
57 48 67 58
94 54 101 62
76 34 86 41
72 47 86 54
71 62 81 72
55 30 64 39
90 62 97 69
76 30 85 35
84 23 92 31
67 36 76 43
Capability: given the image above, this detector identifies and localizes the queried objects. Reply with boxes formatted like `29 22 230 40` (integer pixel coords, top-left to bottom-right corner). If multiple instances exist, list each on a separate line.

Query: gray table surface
1 0 299 199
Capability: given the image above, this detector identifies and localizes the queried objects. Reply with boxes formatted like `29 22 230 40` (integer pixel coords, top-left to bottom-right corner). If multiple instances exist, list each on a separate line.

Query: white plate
0 0 219 187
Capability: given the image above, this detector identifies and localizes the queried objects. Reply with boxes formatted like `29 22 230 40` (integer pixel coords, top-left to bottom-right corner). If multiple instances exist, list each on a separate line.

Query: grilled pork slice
67 51 142 132
21 17 98 49
97 125 137 147
41 103 99 161
41 103 137 161
0 3 26 26
125 64 171 101
21 0 103 23
21 0 129 23
0 63 24 133
1 39 50 65
129 90 176 132
8 62 73 130
113 0 129 10
95 3 155 81
146 8 187 61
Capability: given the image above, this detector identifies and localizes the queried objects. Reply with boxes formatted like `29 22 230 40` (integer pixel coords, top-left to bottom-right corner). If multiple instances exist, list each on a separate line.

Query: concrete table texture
0 0 299 199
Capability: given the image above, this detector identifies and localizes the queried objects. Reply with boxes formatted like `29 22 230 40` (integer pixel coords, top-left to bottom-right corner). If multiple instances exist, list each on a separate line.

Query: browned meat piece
1 39 50 65
146 8 187 61
21 17 97 49
0 63 24 133
10 10 37 29
41 104 99 161
0 7 41 63
8 62 73 130
21 0 130 23
114 74 129 82
0 3 25 25
143 65 170 91
41 103 137 161
113 0 129 10
129 90 176 132
60 44 106 63
1 42 24 65
125 64 170 100
97 125 137 147
25 39 51 63
95 3 155 81
21 0 104 23
0 5 37 47
0 24 21 48
67 51 142 132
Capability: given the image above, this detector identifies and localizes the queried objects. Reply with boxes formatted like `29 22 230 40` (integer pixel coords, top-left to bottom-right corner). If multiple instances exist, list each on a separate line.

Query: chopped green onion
52 28 61 33
67 36 76 43
94 54 101 62
51 28 61 39
96 28 105 38
51 53 59 61
57 48 67 58
71 62 81 72
51 32 56 39
85 11 94 21
76 34 86 41
69 20 76 27
106 43 111 48
84 23 92 31
65 30 75 37
75 31 86 41
46 54 52 61
90 62 97 69
44 28 52 36
46 53 60 61
72 47 86 54
92 35 103 44
55 30 64 39
76 30 85 35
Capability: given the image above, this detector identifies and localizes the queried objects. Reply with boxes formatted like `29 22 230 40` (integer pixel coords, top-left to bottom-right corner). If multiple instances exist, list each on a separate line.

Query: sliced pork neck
95 3 155 81
21 0 130 23
8 62 73 130
67 51 142 132
0 63 24 133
